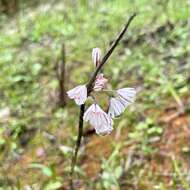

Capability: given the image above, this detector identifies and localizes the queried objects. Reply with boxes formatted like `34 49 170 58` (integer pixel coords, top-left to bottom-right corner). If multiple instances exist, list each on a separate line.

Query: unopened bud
92 48 101 67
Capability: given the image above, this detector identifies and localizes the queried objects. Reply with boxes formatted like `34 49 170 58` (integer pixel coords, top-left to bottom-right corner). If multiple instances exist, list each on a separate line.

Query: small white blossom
67 85 87 105
94 73 108 91
108 88 136 118
84 104 113 135
92 48 101 67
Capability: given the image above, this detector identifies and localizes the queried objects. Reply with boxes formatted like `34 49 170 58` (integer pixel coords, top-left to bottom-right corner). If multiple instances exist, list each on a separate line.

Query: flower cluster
67 48 136 135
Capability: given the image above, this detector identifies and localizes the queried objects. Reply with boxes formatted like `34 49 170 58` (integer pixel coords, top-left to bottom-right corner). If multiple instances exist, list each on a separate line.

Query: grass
0 0 190 189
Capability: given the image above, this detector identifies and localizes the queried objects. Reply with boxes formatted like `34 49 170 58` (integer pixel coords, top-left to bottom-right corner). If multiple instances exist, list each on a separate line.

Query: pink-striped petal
108 88 136 118
67 85 87 105
84 104 113 135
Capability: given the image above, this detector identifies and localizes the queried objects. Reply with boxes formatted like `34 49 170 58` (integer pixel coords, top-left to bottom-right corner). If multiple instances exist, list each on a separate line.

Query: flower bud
94 73 108 91
92 48 101 67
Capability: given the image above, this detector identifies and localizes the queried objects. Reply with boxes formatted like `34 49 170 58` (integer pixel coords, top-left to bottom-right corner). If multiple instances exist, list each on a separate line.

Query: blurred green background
0 0 190 189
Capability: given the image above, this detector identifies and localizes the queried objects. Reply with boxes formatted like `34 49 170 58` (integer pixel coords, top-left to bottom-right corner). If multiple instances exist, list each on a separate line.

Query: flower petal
108 97 125 118
83 104 113 135
117 88 136 103
108 88 136 118
95 124 113 135
67 85 87 105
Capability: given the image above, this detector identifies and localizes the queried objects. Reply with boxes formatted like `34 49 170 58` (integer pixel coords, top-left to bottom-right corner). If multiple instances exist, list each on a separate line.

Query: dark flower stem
70 104 85 190
87 13 137 95
70 13 137 189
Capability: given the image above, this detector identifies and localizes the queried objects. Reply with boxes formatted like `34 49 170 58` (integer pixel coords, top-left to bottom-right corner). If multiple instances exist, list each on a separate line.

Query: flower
67 85 87 105
84 104 113 135
108 97 126 118
117 88 136 104
94 73 108 91
92 48 101 67
108 88 136 118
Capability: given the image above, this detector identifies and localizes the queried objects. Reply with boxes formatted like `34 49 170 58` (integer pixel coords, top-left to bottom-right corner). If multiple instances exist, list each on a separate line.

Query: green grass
0 0 190 189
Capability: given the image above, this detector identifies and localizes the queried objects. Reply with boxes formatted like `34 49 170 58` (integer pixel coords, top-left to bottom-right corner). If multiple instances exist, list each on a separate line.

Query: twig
70 13 137 189
59 44 67 106
56 43 67 107
119 147 135 188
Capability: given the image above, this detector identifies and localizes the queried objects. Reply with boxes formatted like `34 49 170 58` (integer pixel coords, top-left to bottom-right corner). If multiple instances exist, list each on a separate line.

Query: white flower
67 85 87 105
108 88 136 118
92 48 101 67
108 97 126 118
117 88 136 104
94 73 108 91
84 104 113 135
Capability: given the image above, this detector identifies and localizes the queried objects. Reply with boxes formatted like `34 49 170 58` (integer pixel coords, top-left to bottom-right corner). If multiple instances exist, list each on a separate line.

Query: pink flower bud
94 74 108 91
92 48 101 67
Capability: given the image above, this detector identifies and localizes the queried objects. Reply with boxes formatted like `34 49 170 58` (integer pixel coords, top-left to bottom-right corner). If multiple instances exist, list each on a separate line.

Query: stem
70 13 137 189
59 43 67 107
87 13 137 95
70 104 85 190
56 43 67 107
